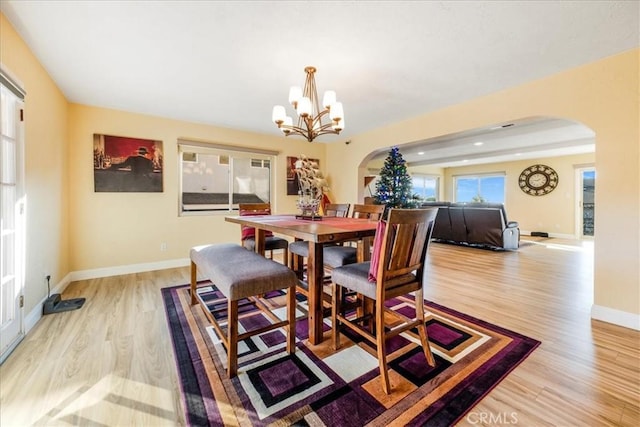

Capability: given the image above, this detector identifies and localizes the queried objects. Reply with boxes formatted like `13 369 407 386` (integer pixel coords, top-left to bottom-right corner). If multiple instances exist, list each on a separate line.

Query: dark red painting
93 134 163 192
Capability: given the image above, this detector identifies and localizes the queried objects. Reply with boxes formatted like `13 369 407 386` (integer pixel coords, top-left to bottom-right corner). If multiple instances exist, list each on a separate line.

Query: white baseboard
591 304 640 331
23 258 190 335
521 230 576 239
69 258 190 281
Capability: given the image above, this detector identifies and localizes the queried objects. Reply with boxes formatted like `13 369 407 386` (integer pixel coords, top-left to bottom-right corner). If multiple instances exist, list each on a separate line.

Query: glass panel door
581 169 595 237
0 82 25 362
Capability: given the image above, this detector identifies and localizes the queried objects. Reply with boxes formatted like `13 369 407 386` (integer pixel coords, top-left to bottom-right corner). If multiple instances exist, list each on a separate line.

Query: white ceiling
2 1 638 166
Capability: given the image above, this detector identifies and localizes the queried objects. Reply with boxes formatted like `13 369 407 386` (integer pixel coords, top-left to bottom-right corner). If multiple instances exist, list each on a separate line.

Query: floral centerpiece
294 155 328 219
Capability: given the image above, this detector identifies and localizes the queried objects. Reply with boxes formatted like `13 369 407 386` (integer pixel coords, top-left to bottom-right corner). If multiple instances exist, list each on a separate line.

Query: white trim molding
521 230 576 239
591 304 640 331
69 258 190 281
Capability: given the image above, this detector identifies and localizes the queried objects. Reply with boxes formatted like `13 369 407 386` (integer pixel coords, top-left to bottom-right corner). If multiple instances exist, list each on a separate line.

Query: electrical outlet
160 242 167 251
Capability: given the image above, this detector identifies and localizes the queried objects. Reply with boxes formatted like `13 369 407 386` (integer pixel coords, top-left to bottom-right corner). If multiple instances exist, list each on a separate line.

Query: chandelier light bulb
289 86 302 106
272 105 286 124
322 90 336 109
329 102 344 121
282 116 293 134
332 117 344 131
297 97 312 117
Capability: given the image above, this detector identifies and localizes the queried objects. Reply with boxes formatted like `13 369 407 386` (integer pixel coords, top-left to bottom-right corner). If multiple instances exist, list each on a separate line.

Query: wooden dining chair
290 203 384 315
289 203 350 272
322 203 351 218
290 203 384 272
331 208 438 394
289 203 350 300
238 203 288 264
321 203 386 269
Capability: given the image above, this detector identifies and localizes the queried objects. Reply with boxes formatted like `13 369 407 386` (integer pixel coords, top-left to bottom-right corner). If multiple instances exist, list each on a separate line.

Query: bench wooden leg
190 261 198 305
287 286 296 354
228 299 239 377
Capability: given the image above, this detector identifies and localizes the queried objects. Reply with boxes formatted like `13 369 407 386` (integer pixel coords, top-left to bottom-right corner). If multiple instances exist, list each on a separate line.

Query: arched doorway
358 116 595 239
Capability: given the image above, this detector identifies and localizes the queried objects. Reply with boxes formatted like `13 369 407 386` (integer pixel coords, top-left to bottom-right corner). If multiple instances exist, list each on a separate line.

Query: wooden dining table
225 214 379 345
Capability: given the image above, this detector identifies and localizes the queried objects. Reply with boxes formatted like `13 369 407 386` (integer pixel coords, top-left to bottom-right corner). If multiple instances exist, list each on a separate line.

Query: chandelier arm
310 109 331 127
304 116 316 134
314 128 342 137
281 120 339 135
282 126 315 142
283 125 309 134
313 123 336 133
284 126 340 141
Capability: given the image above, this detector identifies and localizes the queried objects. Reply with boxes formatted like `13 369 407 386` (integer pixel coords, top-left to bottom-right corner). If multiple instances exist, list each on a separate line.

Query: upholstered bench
190 243 297 377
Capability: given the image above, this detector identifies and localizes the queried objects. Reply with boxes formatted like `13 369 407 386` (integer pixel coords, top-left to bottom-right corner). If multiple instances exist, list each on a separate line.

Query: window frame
178 140 278 216
410 173 440 202
453 172 506 203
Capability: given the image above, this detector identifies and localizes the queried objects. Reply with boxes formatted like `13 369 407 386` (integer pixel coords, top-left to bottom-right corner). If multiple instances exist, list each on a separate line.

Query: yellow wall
68 104 324 271
443 153 595 236
327 49 639 317
1 14 70 313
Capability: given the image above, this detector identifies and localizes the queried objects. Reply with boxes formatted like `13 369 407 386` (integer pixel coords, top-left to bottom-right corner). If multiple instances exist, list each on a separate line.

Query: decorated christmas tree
374 146 417 209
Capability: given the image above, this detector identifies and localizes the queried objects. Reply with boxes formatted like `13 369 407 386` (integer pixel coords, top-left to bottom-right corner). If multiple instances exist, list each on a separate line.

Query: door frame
0 69 26 364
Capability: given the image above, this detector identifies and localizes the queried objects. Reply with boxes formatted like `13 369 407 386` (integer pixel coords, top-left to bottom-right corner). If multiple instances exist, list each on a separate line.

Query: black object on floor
530 231 549 237
43 294 86 314
42 275 86 315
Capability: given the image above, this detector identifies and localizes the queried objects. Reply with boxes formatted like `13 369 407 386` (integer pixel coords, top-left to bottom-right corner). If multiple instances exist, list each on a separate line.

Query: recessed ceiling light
473 142 483 146
418 151 425 155
462 159 469 163
515 153 522 156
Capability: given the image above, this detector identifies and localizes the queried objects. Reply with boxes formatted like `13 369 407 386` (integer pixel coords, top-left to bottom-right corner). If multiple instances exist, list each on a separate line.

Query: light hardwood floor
1 238 638 426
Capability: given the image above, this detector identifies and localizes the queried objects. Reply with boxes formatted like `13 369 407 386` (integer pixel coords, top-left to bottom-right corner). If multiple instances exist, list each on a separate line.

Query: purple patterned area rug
162 283 540 426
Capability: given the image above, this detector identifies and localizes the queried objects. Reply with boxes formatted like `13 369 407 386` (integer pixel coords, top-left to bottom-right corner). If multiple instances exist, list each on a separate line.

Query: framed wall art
286 156 320 195
93 134 163 192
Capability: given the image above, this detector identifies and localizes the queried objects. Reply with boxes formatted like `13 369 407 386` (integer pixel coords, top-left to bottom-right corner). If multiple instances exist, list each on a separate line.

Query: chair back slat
409 222 430 266
378 208 438 287
390 223 417 270
352 204 385 220
324 203 350 218
238 203 271 214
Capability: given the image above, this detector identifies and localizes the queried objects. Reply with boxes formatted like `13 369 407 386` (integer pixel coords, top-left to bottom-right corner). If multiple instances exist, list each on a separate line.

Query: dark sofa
420 202 520 250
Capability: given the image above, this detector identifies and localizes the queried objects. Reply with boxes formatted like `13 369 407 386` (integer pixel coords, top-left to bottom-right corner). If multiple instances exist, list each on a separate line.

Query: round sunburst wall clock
518 164 559 196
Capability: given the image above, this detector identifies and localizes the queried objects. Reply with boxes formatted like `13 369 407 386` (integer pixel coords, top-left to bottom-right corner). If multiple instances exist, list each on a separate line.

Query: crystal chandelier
272 66 344 142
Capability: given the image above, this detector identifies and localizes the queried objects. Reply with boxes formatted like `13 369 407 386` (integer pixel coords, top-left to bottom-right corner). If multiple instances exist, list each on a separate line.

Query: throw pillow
368 220 387 282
